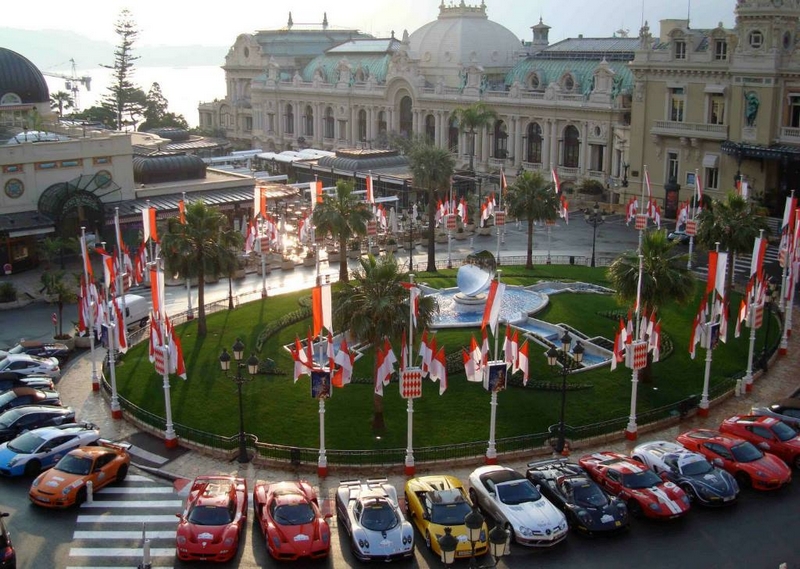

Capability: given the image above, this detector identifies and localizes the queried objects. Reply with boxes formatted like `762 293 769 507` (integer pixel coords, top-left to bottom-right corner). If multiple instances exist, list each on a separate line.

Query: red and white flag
481 279 506 335
457 198 468 225
333 338 355 387
500 170 508 196
313 179 324 207
149 264 165 321
142 206 158 243
644 167 652 197
418 330 430 370
166 317 187 379
422 334 436 375
291 336 313 383
696 169 703 202
366 173 375 204
112 298 128 354
178 199 186 224
517 340 530 385
480 327 489 367
560 195 569 224
401 282 420 329
689 298 708 359
463 348 478 382
429 347 447 395
551 166 560 193
374 338 397 396
148 312 162 363
311 284 332 337
649 320 661 362
750 235 767 279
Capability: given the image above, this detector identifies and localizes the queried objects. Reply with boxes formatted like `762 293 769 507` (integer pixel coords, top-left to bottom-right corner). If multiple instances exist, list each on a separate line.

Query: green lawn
114 266 770 450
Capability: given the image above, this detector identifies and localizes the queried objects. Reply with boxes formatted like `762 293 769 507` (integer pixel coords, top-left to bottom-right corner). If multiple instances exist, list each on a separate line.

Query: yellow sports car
404 475 488 558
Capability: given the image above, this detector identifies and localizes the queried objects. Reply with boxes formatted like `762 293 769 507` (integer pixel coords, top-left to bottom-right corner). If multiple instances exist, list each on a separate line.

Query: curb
133 461 183 482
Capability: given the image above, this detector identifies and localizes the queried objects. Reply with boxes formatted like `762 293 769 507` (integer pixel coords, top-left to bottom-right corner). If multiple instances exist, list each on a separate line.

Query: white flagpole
318 397 327 478
81 227 100 392
699 242 721 416
157 258 178 448
102 262 121 420
743 228 765 391
114 208 127 317
486 269 502 465
405 273 415 476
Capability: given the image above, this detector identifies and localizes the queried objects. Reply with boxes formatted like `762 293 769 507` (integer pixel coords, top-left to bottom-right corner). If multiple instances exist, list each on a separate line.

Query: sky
3 0 737 47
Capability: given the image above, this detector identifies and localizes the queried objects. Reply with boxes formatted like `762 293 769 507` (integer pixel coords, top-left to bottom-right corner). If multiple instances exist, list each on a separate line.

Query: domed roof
0 48 49 105
409 2 520 73
133 153 207 184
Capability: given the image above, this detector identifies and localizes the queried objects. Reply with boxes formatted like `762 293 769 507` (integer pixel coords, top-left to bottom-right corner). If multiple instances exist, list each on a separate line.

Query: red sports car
676 429 791 491
578 451 690 519
176 475 247 563
719 415 800 470
253 480 331 561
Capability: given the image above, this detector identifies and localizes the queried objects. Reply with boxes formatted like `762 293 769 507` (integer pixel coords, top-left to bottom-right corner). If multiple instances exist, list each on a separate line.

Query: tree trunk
339 236 349 283
197 270 207 337
426 189 437 273
371 354 385 432
526 219 535 269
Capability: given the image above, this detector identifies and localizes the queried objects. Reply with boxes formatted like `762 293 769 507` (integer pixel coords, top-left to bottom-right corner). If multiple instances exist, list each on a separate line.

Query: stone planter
348 249 361 259
385 244 398 253
74 335 92 349
370 246 380 255
233 268 246 280
303 256 316 267
436 233 449 244
281 260 295 271
454 231 468 240
53 336 75 351
477 227 492 236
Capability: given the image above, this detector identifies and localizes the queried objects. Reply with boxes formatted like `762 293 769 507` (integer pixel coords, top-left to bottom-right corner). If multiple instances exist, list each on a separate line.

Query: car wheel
631 455 644 464
681 484 697 503
627 499 643 518
735 472 751 489
139 317 149 329
76 486 87 505
24 459 42 477
504 522 516 544
116 464 128 482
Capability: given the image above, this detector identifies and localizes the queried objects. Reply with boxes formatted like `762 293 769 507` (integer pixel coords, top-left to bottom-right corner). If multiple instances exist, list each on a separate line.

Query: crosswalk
693 244 781 282
65 473 180 569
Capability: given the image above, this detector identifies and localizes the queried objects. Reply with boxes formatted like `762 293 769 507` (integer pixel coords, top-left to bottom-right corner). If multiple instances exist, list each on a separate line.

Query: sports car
676 429 792 491
752 399 800 429
0 422 99 477
0 406 75 443
525 459 629 535
28 440 130 508
719 415 800 470
0 374 54 394
0 342 70 365
631 441 739 506
578 452 690 519
405 475 488 558
253 480 330 561
335 478 414 562
176 475 248 563
0 387 61 414
0 354 60 379
467 465 568 547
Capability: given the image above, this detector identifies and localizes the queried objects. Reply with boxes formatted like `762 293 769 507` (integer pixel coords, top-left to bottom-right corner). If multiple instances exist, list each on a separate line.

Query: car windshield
360 501 399 531
680 459 713 476
7 432 45 454
496 480 541 505
0 392 18 406
772 422 797 442
572 483 609 507
273 503 315 525
430 501 473 525
55 454 92 475
731 442 763 462
0 409 22 428
621 469 662 489
187 505 234 525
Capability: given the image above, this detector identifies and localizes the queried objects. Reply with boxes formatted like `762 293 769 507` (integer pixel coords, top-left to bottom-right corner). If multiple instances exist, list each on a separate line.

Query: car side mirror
175 513 183 520
712 458 723 467
324 513 333 520
757 442 769 450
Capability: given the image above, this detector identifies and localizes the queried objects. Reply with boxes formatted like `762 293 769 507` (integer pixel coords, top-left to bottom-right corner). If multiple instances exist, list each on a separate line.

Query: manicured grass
115 266 765 450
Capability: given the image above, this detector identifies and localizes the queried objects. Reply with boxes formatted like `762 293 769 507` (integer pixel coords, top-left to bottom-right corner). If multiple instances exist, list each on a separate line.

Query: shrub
577 179 605 195
0 282 16 303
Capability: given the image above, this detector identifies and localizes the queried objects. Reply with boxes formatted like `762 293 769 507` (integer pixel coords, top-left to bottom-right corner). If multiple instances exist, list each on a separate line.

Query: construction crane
42 59 92 111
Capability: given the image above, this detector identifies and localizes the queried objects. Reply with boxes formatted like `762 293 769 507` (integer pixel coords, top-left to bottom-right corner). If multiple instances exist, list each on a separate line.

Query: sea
42 65 226 129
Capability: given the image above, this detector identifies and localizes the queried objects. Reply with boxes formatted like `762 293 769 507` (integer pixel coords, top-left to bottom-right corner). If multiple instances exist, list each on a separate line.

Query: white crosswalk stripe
67 472 178 568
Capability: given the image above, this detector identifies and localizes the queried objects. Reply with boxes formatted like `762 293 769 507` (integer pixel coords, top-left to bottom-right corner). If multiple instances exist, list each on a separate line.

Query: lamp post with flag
401 274 423 476
481 271 507 464
80 227 101 391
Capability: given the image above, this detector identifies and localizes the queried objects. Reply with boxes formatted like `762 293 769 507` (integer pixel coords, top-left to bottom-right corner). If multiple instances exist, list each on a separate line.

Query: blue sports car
0 422 99 477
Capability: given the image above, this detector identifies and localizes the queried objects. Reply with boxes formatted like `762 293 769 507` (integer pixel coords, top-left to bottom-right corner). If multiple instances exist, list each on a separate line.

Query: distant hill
0 28 227 71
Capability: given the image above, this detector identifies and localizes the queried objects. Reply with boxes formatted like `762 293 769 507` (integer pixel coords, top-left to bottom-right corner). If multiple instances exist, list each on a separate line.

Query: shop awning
702 153 719 168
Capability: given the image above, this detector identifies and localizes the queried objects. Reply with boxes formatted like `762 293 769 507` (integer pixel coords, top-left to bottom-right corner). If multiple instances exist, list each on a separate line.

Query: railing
779 126 800 142
650 120 728 139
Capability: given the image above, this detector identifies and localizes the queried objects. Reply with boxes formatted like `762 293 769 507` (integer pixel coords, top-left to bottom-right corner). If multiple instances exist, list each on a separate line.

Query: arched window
285 104 294 135
563 125 580 168
399 96 413 137
324 107 335 139
304 105 314 137
358 109 367 142
528 73 541 91
563 74 575 92
526 123 542 164
425 114 436 142
493 120 508 159
448 116 459 153
378 110 387 136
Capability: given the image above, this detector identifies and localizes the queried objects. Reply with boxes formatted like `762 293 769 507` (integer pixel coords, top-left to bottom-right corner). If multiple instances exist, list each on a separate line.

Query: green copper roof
504 58 634 95
302 54 391 84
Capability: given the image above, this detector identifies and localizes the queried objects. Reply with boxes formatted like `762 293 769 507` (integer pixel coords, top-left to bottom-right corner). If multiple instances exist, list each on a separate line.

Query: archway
399 96 413 138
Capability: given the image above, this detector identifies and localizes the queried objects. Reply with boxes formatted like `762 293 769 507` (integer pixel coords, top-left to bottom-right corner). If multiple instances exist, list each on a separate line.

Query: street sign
446 214 457 231
400 367 423 399
685 219 697 236
367 220 377 236
495 211 506 226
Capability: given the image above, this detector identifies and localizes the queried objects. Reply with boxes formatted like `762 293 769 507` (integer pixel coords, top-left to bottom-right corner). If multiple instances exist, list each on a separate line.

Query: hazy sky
4 0 737 47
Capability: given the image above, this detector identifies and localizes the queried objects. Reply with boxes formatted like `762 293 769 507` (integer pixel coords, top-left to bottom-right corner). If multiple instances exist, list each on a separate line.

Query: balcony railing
650 120 728 140
779 126 800 143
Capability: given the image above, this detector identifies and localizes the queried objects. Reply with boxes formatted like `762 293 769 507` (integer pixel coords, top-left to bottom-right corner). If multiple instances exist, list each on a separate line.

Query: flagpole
778 190 795 317
156 258 178 448
486 269 502 465
625 252 645 441
625 368 639 440
405 274 415 476
81 227 100 392
743 228 765 391
114 208 127 317
699 242 721 417
447 185 453 269
318 397 327 478
101 263 122 420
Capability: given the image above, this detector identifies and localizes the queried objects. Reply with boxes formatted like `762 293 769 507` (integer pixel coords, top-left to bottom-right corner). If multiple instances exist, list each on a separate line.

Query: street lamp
219 338 260 463
584 202 606 268
438 526 458 567
464 505 484 567
760 280 780 371
440 506 509 569
546 331 584 455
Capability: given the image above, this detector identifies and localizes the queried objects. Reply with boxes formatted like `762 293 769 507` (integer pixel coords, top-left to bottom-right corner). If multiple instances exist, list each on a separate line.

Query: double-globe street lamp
438 505 509 568
546 331 585 455
759 279 780 371
219 338 260 463
584 202 606 268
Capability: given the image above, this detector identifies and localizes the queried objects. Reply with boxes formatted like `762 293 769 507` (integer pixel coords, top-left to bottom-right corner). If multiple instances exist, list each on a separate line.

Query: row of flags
625 197 662 228
610 310 661 370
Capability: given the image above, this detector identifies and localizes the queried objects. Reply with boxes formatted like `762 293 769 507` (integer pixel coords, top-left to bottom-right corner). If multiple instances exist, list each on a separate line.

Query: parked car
0 422 100 477
631 441 739 506
467 465 568 547
0 354 60 379
676 429 792 491
175 475 248 563
253 480 330 561
525 459 629 535
0 387 61 414
578 452 691 520
405 475 488 558
29 440 130 508
0 342 70 365
0 374 54 394
0 512 15 569
335 478 414 562
0 406 75 443
751 399 800 430
719 415 800 470
667 228 690 244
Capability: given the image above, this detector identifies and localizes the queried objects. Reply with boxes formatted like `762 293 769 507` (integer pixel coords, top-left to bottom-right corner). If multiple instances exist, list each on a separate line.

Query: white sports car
0 354 61 379
0 422 100 477
467 465 568 547
335 478 414 562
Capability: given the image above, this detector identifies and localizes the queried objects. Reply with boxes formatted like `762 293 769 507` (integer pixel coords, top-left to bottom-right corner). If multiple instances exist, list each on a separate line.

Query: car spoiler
526 458 570 470
97 439 132 451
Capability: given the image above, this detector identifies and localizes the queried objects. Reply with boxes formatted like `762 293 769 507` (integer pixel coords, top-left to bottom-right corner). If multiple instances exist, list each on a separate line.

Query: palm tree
39 236 78 270
40 271 78 338
450 102 497 171
695 191 769 295
505 171 560 269
335 254 438 432
607 230 696 381
407 141 455 272
50 91 74 117
312 179 372 283
161 200 243 337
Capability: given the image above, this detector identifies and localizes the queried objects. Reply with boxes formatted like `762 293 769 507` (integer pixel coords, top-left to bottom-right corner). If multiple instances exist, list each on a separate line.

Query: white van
110 294 150 330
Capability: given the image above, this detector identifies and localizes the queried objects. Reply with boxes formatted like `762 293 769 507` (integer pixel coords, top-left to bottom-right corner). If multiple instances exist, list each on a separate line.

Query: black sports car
0 406 75 443
0 342 70 366
526 459 629 536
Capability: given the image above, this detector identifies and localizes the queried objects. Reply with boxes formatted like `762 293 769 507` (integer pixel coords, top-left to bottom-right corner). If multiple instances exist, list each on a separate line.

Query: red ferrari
719 415 800 470
578 451 690 519
676 429 791 491
175 475 248 563
253 480 331 561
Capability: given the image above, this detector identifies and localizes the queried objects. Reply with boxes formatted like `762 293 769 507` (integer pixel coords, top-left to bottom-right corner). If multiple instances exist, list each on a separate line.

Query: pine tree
101 9 141 131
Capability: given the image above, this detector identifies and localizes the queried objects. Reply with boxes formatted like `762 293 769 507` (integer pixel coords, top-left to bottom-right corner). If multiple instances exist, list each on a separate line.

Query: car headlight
576 509 593 524
224 537 234 546
31 475 42 487
176 536 187 545
7 456 20 466
648 503 661 511
517 525 534 537
681 495 690 506
756 470 767 478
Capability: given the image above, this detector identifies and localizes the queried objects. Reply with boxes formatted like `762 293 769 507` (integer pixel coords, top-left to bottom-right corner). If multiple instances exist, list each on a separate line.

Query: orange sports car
28 440 130 508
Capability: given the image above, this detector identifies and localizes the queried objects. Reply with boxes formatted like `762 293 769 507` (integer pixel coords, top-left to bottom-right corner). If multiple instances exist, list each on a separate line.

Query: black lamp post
219 338 260 463
546 332 584 455
760 280 780 371
584 202 606 268
438 526 458 567
440 506 509 569
464 505 484 568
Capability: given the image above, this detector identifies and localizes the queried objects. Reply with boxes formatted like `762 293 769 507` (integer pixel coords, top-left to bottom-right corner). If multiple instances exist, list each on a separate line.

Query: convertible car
253 480 331 561
335 478 414 562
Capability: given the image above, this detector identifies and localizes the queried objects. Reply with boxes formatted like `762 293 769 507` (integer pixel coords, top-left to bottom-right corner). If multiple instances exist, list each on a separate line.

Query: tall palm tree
505 171 560 269
312 179 372 283
450 102 497 171
695 191 769 295
50 91 74 117
161 200 243 337
335 254 438 432
407 141 455 272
